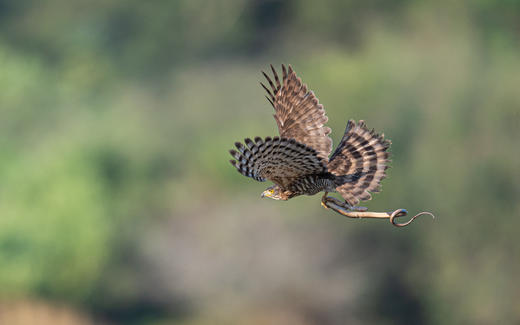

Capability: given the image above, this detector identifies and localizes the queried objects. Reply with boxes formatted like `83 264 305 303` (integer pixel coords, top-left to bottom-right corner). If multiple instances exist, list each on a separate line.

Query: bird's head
261 185 290 200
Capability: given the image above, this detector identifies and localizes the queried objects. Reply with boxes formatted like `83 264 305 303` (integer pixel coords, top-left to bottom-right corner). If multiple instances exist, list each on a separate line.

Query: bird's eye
269 189 274 193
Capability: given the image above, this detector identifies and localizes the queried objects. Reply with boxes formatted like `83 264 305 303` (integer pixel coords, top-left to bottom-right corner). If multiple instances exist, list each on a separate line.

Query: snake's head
261 185 290 200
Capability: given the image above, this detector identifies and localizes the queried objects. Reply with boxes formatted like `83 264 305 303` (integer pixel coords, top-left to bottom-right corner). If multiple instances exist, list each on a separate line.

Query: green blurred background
1 0 519 324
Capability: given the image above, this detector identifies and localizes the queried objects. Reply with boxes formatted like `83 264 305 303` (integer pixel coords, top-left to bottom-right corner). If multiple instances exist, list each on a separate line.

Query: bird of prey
229 64 432 226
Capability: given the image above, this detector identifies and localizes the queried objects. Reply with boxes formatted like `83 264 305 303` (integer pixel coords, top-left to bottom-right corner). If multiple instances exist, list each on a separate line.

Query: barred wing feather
328 120 391 206
261 64 333 161
229 136 326 189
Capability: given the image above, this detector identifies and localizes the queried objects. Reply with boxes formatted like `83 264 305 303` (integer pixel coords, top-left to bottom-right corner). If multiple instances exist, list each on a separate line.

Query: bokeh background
1 0 519 324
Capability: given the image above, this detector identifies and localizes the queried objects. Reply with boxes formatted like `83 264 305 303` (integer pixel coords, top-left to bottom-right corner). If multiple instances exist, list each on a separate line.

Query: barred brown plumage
328 120 392 206
229 136 327 189
261 64 332 160
229 64 391 210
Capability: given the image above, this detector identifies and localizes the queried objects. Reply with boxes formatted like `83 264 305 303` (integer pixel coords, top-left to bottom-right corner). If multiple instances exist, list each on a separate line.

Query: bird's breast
288 175 336 196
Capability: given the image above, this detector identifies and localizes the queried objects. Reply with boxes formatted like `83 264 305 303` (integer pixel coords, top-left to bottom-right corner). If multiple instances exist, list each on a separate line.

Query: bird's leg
321 192 365 211
320 194 434 227
321 192 366 211
320 192 329 209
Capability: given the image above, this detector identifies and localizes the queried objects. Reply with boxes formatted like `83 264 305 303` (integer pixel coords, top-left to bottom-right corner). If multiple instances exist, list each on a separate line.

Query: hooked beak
261 190 270 198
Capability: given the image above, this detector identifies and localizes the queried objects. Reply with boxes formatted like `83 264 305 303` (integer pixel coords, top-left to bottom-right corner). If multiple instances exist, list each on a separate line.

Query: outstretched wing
229 136 326 189
261 64 333 161
327 120 391 206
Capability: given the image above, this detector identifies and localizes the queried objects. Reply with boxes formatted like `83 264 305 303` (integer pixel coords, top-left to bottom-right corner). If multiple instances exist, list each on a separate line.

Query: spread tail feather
327 120 391 206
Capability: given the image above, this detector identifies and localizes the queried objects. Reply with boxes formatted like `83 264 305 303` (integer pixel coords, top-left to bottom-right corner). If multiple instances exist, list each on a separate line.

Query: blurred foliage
0 0 519 324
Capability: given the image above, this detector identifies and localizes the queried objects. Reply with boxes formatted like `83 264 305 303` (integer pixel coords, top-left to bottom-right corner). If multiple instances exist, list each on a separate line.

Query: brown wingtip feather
282 64 287 79
262 71 275 91
244 138 254 148
265 96 274 106
259 64 333 161
235 142 246 153
270 64 281 89
260 82 274 99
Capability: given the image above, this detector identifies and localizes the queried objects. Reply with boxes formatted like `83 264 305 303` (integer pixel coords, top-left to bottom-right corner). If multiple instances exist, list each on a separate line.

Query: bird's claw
320 195 434 227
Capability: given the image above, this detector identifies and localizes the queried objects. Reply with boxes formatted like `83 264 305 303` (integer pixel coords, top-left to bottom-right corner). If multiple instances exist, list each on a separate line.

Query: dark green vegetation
0 1 519 324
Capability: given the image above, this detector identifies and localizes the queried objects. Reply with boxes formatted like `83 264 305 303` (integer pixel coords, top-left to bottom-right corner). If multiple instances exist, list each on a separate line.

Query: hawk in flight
229 65 432 226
